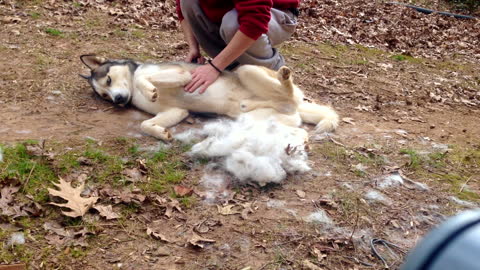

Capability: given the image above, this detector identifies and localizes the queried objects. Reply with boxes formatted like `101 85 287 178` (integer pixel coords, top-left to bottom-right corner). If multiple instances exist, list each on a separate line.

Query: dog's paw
278 66 292 81
143 87 158 102
161 130 173 141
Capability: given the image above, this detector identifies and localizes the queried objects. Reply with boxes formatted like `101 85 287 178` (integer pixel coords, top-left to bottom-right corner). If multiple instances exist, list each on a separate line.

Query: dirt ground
1 1 479 270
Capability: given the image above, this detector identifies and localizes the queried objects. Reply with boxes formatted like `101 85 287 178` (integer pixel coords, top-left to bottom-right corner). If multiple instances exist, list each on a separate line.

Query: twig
258 262 275 270
459 176 473 193
349 199 360 244
65 223 119 228
276 235 305 246
22 163 36 192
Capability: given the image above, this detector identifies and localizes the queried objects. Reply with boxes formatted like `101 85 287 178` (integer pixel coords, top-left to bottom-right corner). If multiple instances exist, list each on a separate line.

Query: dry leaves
99 187 146 205
93 204 120 220
0 186 28 218
48 178 98 218
188 232 215 249
296 190 306 198
217 204 240 216
173 185 193 197
146 227 173 243
217 202 255 219
297 0 480 60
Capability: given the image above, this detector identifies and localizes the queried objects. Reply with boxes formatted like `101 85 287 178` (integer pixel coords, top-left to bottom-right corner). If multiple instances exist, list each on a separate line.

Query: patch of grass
0 244 33 265
34 53 53 71
131 29 145 39
178 196 196 208
353 151 386 167
29 12 41 19
391 54 423 64
120 202 141 217
17 217 35 229
55 149 81 174
139 145 189 194
0 143 57 202
72 1 82 8
70 247 87 258
400 149 422 169
83 147 109 163
314 142 349 162
113 28 127 38
44 28 63 37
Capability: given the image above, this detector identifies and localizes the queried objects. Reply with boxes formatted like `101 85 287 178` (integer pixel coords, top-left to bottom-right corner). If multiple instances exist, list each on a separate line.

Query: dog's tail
298 102 339 133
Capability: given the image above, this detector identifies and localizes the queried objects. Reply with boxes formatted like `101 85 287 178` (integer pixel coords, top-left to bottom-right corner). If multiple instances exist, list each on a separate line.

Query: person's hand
185 48 205 64
185 64 220 94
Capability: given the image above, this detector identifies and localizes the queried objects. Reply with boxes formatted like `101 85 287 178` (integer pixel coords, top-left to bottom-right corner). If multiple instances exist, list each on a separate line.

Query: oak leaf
48 178 98 218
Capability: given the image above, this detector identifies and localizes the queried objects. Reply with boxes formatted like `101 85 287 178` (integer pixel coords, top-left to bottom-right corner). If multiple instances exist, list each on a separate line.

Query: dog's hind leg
236 65 298 113
140 108 189 141
236 65 295 100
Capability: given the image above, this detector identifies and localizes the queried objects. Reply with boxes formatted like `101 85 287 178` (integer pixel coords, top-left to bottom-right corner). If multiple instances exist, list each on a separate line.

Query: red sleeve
234 0 273 40
176 0 184 21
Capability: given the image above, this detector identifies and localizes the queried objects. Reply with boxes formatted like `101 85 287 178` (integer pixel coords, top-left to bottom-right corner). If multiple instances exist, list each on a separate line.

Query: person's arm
181 20 205 63
185 31 255 94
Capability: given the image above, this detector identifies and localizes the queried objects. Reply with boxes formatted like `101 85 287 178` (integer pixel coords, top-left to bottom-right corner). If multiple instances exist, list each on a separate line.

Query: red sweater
176 0 299 40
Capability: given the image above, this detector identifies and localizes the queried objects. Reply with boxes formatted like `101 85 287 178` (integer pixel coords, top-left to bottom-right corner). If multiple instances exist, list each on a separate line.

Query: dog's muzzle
113 95 128 105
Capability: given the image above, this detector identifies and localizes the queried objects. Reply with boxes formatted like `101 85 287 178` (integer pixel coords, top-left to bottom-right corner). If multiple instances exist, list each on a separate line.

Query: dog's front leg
136 77 159 102
140 108 189 141
149 68 192 88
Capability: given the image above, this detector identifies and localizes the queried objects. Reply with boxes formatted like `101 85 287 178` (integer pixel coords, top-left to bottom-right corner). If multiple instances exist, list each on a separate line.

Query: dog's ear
79 74 90 80
80 54 106 70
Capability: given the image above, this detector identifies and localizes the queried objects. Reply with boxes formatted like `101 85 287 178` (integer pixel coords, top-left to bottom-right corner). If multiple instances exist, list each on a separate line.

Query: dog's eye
106 76 112 86
102 93 108 98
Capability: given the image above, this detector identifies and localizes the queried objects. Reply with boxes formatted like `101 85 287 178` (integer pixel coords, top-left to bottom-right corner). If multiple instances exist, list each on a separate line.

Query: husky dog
80 55 339 141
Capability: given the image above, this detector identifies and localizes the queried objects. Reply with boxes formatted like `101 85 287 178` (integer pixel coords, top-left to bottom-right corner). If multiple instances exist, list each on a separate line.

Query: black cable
388 2 478 19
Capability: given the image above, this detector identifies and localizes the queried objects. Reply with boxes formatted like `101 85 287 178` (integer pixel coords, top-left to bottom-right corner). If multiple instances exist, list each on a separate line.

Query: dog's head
80 54 138 106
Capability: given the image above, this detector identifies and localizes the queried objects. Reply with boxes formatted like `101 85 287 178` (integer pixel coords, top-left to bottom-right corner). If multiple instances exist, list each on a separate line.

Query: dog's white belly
180 81 251 116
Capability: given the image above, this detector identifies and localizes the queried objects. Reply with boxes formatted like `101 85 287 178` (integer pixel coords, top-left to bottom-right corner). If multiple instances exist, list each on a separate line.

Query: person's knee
180 0 199 18
220 9 239 43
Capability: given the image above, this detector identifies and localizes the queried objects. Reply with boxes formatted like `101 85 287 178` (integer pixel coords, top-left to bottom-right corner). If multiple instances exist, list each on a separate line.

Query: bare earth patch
0 1 479 269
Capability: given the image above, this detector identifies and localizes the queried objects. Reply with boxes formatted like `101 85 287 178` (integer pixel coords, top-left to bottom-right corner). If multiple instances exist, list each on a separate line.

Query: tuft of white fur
0 147 3 163
298 102 339 133
176 114 311 185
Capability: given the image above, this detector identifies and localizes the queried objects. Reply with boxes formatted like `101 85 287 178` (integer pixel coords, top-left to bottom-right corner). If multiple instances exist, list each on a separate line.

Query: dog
79 55 339 141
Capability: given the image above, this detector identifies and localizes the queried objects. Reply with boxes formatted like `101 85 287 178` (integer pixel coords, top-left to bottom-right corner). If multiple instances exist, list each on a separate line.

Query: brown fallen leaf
43 222 72 237
164 198 184 218
173 185 193 197
93 204 120 220
44 234 67 246
146 227 172 243
296 190 306 198
217 204 241 216
48 178 98 218
241 202 254 220
188 232 215 248
303 260 325 270
123 168 145 182
194 218 221 234
0 186 20 216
